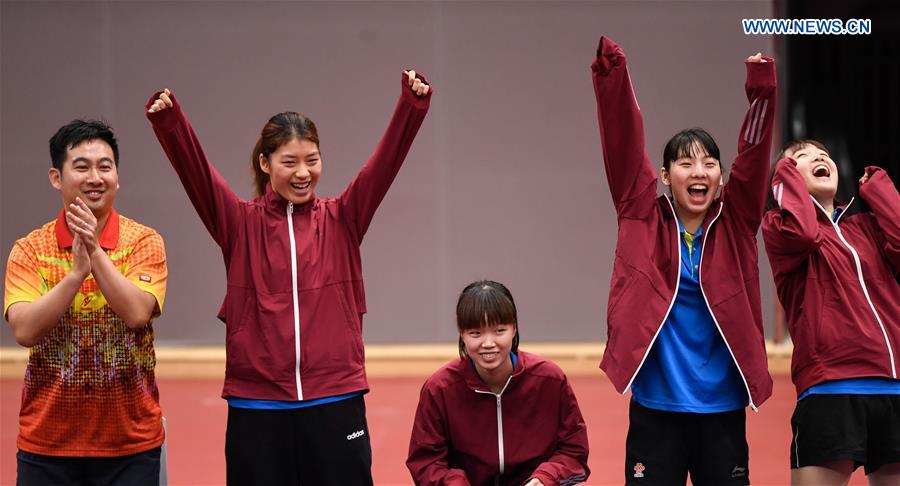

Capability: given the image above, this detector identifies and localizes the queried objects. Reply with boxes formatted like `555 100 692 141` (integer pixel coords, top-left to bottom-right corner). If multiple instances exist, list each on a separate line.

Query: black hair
766 139 838 212
456 280 520 359
662 128 721 171
776 139 829 162
49 119 119 170
251 112 320 196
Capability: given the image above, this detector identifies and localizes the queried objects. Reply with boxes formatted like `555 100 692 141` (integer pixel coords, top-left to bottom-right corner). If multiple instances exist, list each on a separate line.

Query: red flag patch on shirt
139 274 152 283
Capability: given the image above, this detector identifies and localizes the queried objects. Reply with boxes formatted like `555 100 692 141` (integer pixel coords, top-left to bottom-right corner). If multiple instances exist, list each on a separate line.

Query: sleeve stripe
743 98 759 143
744 98 769 145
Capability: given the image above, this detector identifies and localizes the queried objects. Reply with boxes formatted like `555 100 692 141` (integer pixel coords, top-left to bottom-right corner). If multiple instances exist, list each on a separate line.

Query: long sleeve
591 37 658 220
407 385 471 486
145 93 243 254
529 377 590 486
858 166 900 273
722 58 777 233
339 72 432 243
762 158 824 274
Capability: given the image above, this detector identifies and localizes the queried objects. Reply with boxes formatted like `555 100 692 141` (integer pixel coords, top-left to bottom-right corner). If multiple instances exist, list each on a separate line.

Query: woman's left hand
523 479 544 486
859 167 878 186
404 70 430 97
746 52 767 63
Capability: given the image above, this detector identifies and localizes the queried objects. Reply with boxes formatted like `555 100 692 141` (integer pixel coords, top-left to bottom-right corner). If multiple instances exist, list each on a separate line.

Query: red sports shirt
4 210 167 456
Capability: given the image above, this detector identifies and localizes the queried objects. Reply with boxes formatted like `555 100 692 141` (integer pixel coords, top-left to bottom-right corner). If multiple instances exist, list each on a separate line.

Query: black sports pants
225 395 373 486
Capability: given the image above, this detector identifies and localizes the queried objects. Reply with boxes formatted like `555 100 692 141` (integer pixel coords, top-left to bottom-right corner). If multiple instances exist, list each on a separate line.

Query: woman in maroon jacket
763 140 900 485
407 280 589 486
591 36 775 484
146 71 431 485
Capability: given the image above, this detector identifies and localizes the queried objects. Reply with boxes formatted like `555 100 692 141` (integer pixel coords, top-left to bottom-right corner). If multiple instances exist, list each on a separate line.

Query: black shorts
790 394 900 475
625 400 749 485
16 446 161 486
225 394 373 486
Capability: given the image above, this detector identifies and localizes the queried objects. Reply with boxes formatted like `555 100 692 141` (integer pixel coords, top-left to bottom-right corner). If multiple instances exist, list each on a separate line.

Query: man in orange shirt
4 119 167 485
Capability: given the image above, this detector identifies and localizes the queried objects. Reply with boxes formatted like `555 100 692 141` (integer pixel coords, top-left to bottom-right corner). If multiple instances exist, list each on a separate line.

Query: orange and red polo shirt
4 209 167 457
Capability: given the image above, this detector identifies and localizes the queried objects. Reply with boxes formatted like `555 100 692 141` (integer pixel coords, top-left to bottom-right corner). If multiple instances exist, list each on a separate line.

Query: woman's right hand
148 89 174 113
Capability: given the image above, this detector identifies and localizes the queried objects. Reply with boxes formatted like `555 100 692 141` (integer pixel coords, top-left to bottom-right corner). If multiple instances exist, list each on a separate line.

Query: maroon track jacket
146 74 431 400
763 160 900 396
407 351 589 486
591 37 775 409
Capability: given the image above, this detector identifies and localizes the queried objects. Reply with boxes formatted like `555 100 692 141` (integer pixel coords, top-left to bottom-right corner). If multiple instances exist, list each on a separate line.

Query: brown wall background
1 1 776 346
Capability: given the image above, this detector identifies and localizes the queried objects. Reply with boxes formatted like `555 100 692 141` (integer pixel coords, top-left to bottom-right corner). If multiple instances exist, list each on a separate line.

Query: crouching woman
407 280 590 486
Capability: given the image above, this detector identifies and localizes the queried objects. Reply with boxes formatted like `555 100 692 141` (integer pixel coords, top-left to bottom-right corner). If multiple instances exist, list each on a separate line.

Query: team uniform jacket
146 74 431 401
407 351 589 486
763 160 900 396
591 37 775 409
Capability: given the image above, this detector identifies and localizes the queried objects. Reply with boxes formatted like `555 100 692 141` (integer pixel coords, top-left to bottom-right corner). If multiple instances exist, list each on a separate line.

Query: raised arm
858 166 900 273
527 377 590 486
721 53 777 233
407 385 471 486
146 90 242 253
339 70 432 243
762 158 823 274
591 36 658 219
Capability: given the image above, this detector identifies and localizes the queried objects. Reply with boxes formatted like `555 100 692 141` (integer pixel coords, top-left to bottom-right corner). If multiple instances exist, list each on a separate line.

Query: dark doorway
779 0 899 200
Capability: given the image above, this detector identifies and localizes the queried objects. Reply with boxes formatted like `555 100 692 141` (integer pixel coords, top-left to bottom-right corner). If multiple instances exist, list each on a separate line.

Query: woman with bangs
763 140 900 485
407 280 589 486
590 36 776 484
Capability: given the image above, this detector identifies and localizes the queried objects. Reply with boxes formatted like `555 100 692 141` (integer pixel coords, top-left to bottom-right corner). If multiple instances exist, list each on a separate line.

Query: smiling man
4 120 167 485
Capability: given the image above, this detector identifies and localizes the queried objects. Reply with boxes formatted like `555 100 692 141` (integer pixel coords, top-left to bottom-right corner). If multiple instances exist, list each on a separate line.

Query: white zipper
474 376 512 482
695 201 757 412
623 197 683 393
287 203 304 399
811 196 896 378
495 395 504 478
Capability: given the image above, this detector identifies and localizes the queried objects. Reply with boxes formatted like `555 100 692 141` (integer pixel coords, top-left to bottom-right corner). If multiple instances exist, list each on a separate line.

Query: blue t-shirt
227 391 364 410
631 220 748 413
799 378 900 401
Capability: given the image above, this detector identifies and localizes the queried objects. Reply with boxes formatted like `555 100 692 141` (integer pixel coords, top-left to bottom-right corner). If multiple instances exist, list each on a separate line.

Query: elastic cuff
591 36 624 76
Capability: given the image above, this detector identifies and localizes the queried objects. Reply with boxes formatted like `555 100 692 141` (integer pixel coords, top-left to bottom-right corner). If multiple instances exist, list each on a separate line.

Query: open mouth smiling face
788 144 838 200
663 154 722 219
261 138 322 205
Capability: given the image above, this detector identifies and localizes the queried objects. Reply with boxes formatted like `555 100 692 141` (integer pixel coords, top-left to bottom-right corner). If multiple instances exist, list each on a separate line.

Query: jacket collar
55 208 119 250
462 351 527 394
662 194 722 233
263 183 317 213
810 196 855 224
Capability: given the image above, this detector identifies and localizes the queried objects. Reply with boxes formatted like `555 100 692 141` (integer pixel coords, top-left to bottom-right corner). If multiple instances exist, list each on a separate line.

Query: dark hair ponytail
251 112 320 196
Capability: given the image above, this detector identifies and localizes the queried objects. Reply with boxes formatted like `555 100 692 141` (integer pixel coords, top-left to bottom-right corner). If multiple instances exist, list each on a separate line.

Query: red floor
0 374 870 485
